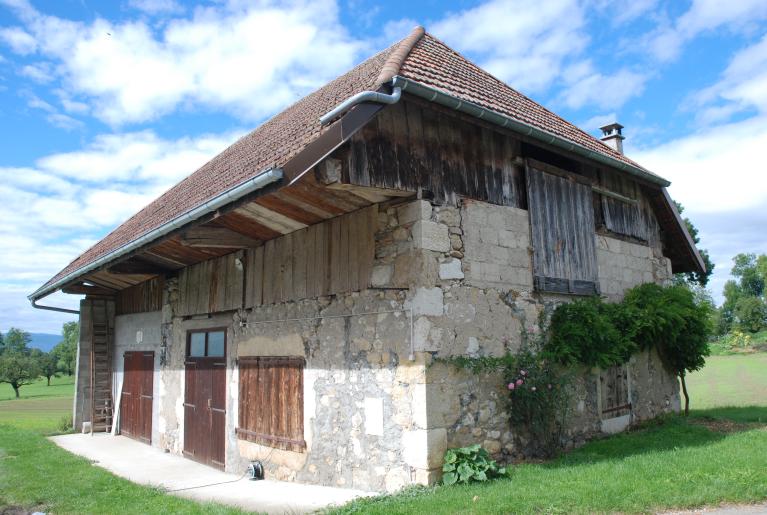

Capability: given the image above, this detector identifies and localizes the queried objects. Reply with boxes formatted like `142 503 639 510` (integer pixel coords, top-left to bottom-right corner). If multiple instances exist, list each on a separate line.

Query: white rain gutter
319 87 402 125
29 168 284 304
389 76 671 188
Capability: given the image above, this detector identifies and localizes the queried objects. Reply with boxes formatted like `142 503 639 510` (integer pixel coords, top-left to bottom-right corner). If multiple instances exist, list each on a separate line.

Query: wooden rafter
179 226 260 249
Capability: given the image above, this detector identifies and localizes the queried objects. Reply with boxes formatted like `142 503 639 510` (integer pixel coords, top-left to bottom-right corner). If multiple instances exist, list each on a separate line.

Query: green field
1 355 766 514
686 353 767 409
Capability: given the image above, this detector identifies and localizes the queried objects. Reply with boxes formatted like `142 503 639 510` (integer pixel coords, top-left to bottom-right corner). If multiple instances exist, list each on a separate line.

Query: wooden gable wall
342 99 526 208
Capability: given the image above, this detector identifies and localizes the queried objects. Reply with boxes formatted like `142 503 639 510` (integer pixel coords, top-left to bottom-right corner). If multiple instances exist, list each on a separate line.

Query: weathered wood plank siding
244 205 376 308
527 160 599 295
345 100 524 207
115 277 164 315
177 251 244 316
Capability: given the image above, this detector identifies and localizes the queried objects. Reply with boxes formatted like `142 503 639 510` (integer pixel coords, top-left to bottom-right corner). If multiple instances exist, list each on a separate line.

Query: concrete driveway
50 433 374 514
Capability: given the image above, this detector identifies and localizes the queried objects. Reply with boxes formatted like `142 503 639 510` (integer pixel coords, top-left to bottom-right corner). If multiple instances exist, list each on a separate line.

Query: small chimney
600 122 625 155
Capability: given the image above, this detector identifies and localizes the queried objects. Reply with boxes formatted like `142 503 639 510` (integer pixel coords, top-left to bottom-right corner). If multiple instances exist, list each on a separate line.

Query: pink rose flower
516 379 523 386
507 382 515 390
520 370 527 376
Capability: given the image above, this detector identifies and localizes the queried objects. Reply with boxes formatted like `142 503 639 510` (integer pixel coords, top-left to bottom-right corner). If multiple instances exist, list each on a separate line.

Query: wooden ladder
90 299 113 434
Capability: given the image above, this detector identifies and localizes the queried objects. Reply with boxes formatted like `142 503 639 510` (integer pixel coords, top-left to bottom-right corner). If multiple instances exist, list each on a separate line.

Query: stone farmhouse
30 27 705 492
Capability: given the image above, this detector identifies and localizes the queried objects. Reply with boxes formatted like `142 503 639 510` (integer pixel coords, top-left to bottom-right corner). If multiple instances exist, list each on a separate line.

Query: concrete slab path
50 433 374 514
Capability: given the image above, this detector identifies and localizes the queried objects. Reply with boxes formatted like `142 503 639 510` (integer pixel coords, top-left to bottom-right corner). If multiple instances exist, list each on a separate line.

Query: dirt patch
690 417 766 433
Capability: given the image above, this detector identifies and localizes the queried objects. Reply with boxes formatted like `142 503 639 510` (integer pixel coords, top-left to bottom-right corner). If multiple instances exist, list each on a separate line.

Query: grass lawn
2 355 766 514
685 353 767 410
0 378 245 514
0 374 77 401
332 353 767 515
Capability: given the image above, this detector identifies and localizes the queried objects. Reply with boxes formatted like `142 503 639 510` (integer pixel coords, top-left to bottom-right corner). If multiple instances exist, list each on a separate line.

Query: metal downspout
319 87 402 125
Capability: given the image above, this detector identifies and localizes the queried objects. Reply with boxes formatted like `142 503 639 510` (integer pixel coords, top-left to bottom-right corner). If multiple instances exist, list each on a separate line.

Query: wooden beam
62 283 117 296
108 259 174 275
179 226 260 248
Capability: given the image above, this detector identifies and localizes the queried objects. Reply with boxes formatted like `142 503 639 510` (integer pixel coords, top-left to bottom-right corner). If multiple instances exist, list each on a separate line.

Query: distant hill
28 333 62 352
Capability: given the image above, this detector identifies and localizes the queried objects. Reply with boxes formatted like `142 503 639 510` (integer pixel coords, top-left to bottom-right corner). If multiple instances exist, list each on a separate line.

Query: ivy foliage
442 444 508 485
546 297 636 369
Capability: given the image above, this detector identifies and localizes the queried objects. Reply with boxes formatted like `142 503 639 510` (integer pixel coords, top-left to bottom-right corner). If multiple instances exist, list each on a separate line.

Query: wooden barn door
119 351 154 444
183 330 226 469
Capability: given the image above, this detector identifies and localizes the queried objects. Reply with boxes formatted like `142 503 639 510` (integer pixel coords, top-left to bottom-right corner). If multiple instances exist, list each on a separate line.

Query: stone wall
93 195 680 493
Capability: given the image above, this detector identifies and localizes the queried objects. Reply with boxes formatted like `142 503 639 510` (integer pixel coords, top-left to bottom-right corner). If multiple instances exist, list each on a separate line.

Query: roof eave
28 168 284 304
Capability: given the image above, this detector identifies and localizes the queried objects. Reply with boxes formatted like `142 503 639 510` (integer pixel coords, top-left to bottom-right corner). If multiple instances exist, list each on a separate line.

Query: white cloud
558 61 649 110
635 115 767 215
689 34 767 123
19 61 52 82
128 0 183 15
0 0 367 125
431 0 588 94
0 129 240 332
579 112 618 134
642 0 767 62
0 26 36 54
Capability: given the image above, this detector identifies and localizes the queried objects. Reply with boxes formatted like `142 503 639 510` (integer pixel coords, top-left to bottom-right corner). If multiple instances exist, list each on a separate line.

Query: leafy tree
673 202 714 287
33 350 59 386
731 253 765 297
2 328 32 355
734 296 767 333
719 253 767 334
623 284 712 416
0 328 40 398
53 321 78 376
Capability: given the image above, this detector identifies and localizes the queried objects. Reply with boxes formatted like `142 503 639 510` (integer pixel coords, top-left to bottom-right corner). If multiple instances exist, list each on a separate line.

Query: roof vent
600 122 625 155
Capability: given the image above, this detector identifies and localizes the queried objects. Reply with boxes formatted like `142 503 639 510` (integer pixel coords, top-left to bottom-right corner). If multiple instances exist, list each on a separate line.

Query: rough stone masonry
106 196 680 493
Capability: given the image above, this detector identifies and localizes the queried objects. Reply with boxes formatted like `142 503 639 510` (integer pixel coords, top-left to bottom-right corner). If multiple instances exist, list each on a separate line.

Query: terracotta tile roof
36 40 400 294
35 26 670 296
398 32 656 175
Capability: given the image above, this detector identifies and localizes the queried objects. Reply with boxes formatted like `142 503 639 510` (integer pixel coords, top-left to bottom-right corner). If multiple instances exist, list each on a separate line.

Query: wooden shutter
600 364 631 418
236 356 305 452
598 173 647 241
527 160 599 295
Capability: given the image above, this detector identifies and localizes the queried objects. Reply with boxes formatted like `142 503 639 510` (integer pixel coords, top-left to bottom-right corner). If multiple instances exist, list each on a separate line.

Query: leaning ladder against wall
89 298 113 434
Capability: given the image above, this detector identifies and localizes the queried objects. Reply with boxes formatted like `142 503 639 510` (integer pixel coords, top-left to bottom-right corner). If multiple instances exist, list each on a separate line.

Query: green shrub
442 445 507 485
546 297 635 369
504 346 572 456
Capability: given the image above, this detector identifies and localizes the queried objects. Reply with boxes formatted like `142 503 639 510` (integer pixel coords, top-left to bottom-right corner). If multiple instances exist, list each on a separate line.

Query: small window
236 356 305 452
187 329 226 358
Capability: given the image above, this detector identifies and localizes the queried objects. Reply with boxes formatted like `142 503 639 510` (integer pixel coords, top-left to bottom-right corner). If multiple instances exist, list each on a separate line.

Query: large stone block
412 220 450 252
397 200 432 225
402 428 448 469
439 259 464 280
407 287 444 317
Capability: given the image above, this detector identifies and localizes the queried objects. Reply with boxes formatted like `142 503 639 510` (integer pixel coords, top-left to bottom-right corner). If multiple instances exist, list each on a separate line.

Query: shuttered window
526 160 600 295
236 357 305 452
599 364 631 419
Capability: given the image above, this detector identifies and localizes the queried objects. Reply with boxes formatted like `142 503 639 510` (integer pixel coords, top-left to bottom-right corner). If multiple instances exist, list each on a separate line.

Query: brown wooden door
120 351 154 444
183 330 226 469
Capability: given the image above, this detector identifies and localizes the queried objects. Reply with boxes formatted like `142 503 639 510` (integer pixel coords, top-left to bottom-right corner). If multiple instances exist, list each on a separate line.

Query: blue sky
1 0 766 334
